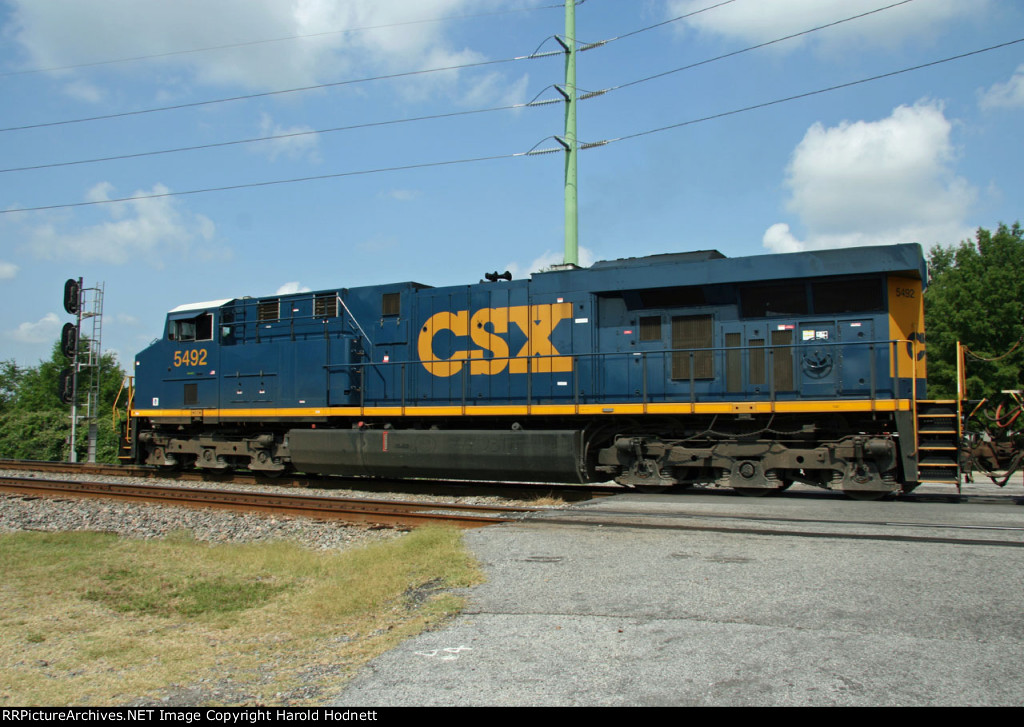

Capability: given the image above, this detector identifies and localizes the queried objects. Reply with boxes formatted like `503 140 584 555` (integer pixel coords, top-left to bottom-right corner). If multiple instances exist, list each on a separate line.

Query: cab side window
169 313 213 342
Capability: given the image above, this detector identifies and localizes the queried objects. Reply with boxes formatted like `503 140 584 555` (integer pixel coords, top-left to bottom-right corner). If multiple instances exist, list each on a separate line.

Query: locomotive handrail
216 297 923 412
332 337 910 367
336 295 375 356
222 294 370 340
112 375 133 431
322 337 919 415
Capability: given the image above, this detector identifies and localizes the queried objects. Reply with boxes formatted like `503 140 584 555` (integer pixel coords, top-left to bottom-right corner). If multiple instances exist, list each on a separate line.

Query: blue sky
1 0 1022 370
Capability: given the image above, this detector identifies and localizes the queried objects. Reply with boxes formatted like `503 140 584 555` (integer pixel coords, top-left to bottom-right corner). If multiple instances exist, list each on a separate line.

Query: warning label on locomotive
418 303 573 377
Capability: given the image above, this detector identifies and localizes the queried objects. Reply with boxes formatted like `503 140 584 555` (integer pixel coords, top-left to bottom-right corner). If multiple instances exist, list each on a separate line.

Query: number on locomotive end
895 287 915 298
173 349 208 367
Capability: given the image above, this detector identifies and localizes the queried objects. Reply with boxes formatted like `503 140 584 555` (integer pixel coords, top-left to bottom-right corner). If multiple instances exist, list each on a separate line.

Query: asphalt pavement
335 478 1024 706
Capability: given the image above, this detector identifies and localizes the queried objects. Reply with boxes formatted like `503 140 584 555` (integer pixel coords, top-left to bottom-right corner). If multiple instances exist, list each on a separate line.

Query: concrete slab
335 484 1024 706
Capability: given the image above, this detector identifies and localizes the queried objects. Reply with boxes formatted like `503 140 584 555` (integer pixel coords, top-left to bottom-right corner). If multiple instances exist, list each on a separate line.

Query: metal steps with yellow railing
914 399 961 485
112 375 134 463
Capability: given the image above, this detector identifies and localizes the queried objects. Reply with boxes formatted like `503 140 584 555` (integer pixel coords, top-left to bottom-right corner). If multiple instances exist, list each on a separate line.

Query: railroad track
3 461 1020 545
0 458 284 485
0 474 541 529
523 501 1024 548
0 459 611 501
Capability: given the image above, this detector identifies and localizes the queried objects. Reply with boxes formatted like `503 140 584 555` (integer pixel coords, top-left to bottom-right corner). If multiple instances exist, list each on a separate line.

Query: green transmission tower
556 0 579 266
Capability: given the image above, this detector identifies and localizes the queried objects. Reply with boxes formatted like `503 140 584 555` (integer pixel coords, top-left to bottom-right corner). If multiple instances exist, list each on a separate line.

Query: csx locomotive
128 243 957 498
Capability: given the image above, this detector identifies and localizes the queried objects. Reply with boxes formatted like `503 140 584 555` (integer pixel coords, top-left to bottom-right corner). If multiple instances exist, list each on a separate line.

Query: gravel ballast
0 468 536 550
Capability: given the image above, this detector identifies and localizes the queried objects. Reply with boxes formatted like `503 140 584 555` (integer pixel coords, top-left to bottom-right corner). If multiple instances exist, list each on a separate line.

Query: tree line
0 342 127 463
924 222 1024 400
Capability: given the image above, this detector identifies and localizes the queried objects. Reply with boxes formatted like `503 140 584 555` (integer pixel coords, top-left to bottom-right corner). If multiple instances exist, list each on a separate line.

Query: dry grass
527 493 567 507
0 527 483 706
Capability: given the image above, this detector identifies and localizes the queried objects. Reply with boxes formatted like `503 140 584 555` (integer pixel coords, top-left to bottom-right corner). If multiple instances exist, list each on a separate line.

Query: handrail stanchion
869 343 876 404
891 340 898 400
573 353 579 413
642 352 648 411
689 351 696 413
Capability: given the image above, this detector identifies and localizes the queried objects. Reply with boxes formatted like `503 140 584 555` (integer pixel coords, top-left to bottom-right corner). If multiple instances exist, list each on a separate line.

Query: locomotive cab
135 300 229 413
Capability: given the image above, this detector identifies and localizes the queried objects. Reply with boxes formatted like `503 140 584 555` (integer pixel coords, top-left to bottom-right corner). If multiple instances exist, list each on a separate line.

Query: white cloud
10 312 61 343
979 64 1024 110
762 223 803 254
763 101 975 252
0 261 18 279
275 281 312 295
62 79 104 103
5 0 518 94
253 113 321 163
668 0 985 50
86 181 116 204
460 71 531 108
24 182 219 266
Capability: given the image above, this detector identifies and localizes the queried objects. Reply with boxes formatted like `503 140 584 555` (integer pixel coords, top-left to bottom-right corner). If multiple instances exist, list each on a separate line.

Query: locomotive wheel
153 448 180 471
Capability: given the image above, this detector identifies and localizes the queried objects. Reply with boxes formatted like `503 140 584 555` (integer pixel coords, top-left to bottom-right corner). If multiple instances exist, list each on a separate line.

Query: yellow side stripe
133 399 912 419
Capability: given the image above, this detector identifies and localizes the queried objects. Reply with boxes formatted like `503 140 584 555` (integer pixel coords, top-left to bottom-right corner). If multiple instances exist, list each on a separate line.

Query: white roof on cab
169 299 232 314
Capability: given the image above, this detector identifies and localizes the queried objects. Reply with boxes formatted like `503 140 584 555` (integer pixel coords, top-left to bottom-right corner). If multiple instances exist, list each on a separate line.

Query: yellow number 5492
173 349 208 367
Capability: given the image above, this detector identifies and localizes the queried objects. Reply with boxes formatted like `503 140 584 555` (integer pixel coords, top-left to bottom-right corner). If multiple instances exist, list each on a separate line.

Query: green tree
925 222 1024 399
0 341 128 463
0 360 23 412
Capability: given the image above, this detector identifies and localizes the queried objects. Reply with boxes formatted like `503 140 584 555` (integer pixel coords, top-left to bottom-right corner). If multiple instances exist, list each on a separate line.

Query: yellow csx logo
418 303 573 377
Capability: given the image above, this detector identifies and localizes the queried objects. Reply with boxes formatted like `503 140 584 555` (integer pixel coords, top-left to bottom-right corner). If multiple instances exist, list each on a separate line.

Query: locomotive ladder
914 400 961 486
113 375 134 463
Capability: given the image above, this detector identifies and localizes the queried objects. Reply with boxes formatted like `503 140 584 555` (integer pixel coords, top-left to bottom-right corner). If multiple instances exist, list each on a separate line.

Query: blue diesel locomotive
128 243 956 497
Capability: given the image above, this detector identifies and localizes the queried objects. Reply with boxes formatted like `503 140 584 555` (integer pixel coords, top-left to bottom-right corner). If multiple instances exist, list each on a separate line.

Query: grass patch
528 493 567 507
84 569 287 617
0 527 483 706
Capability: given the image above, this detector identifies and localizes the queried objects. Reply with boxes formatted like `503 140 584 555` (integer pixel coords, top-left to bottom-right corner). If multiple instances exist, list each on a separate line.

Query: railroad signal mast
61 277 105 463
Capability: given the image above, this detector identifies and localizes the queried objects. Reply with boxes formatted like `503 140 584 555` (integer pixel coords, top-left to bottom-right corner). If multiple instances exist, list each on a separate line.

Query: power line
0 101 547 174
577 0 737 51
4 35 1018 216
1 0 740 133
0 51 560 134
0 3 565 78
593 0 920 96
1 154 523 214
606 36 1024 144
0 84 567 174
0 1 914 174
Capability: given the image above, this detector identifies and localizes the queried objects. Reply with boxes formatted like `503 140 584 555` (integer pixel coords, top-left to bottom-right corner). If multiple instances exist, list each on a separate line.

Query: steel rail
0 459 262 483
0 459 617 499
573 505 1024 533
524 510 1024 548
0 475 538 529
